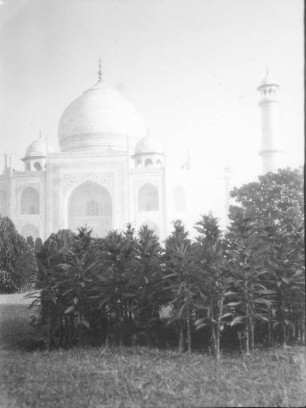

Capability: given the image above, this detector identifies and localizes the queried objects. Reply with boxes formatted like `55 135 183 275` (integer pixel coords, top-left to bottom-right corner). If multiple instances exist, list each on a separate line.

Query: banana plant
225 211 276 354
192 213 232 360
265 221 305 345
163 220 195 353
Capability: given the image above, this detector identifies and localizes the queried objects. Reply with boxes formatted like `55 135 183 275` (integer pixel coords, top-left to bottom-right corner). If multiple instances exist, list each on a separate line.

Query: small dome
258 72 279 89
58 80 146 152
134 136 164 155
23 138 55 160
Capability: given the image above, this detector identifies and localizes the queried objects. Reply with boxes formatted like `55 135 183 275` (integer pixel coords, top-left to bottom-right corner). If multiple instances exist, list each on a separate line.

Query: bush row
29 210 305 357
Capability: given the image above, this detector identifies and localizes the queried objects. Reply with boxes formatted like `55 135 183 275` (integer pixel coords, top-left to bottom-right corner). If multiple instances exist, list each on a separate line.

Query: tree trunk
59 317 64 347
210 298 217 356
216 297 224 361
300 305 305 345
215 328 220 361
237 330 243 353
281 307 287 347
77 312 82 347
178 321 184 352
186 303 191 354
245 324 250 355
245 298 250 354
268 318 272 347
250 320 255 351
47 303 51 351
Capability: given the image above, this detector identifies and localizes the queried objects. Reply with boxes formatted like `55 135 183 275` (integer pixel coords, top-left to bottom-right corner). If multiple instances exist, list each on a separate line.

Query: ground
0 293 305 408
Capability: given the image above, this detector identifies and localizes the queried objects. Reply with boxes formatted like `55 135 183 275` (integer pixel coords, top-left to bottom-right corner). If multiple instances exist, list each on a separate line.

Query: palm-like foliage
27 169 304 354
225 211 276 353
30 229 75 349
264 221 305 345
163 220 194 352
93 225 138 345
192 213 231 359
57 227 101 346
131 225 164 345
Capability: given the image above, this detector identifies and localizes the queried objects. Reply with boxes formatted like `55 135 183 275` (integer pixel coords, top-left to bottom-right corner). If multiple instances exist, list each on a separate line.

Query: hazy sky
0 0 304 227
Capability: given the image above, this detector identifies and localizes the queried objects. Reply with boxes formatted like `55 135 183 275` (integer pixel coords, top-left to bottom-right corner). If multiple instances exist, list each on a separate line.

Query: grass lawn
0 293 305 408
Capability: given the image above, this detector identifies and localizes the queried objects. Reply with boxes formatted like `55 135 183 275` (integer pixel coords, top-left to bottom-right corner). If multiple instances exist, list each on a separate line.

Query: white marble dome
258 72 279 89
24 138 55 158
58 80 146 152
134 136 164 155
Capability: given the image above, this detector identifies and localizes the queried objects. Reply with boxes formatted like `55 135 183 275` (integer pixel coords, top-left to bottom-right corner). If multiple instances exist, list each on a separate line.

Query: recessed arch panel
138 183 159 211
21 187 39 215
68 181 112 237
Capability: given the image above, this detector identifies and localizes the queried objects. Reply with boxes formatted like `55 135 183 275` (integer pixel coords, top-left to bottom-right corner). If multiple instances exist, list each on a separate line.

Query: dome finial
98 58 102 82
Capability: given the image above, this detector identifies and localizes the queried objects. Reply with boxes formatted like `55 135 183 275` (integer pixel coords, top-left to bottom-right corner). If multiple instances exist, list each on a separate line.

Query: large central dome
58 79 146 152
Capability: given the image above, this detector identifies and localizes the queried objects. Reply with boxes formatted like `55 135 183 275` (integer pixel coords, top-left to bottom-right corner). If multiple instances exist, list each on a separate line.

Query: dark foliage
0 216 36 293
28 168 304 354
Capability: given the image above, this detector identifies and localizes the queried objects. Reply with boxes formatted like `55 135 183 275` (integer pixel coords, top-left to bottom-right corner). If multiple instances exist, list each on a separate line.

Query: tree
163 220 194 352
26 236 35 249
132 225 164 345
32 229 75 349
192 213 231 360
264 220 305 345
58 227 101 347
229 167 303 229
0 216 36 293
229 168 305 346
225 210 275 354
94 224 138 345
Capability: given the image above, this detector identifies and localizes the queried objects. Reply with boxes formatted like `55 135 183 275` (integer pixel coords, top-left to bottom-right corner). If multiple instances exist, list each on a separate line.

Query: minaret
257 70 284 174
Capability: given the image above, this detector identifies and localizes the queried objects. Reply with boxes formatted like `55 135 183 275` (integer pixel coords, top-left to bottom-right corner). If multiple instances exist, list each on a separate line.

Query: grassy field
0 293 305 408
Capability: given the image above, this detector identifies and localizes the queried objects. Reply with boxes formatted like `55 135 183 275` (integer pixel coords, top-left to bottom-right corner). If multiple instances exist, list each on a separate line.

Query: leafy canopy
0 216 36 293
229 167 303 228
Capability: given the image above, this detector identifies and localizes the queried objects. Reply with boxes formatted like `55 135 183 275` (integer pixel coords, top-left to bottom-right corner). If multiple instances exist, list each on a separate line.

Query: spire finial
98 58 102 82
266 67 269 76
39 129 42 139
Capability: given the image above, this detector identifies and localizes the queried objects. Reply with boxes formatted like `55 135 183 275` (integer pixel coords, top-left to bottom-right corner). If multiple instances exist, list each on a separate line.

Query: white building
0 67 190 241
0 69 284 240
257 70 284 174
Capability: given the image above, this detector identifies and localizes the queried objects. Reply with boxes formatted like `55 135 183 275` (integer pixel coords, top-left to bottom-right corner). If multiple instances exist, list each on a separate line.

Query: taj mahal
0 63 190 241
0 64 283 241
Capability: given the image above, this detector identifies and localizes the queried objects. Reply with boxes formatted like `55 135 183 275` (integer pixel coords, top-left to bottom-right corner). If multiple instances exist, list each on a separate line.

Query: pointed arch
21 224 39 240
21 187 39 214
68 181 112 237
145 158 153 167
34 162 42 171
138 183 159 211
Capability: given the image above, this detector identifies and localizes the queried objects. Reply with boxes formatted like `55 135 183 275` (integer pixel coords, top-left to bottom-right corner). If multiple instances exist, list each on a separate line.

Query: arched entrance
68 181 112 237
